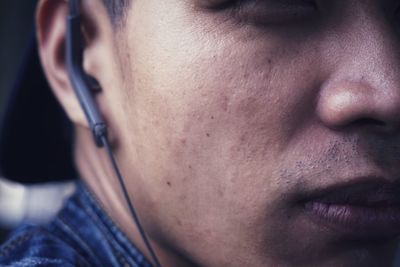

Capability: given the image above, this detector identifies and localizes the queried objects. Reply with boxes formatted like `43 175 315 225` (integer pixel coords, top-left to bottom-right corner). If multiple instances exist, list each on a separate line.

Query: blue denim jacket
0 182 153 267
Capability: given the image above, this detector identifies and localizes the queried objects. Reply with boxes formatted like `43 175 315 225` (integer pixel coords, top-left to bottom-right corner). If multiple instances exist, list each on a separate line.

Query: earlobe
36 0 89 128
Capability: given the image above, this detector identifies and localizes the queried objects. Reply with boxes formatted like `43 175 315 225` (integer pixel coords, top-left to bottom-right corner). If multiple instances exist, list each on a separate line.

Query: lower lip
304 201 400 239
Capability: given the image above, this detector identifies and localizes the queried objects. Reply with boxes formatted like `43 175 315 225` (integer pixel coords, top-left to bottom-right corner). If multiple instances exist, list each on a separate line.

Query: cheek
117 3 325 259
127 32 318 209
121 0 321 180
126 8 319 195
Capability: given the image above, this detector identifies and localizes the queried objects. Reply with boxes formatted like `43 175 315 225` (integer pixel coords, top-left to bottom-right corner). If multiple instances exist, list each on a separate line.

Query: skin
36 0 400 266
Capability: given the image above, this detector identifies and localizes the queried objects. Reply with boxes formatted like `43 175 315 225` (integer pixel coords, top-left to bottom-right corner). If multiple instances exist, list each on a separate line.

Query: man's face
101 0 400 266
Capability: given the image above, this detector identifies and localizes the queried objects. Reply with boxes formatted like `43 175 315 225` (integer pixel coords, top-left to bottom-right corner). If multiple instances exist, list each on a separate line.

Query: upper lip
302 177 400 207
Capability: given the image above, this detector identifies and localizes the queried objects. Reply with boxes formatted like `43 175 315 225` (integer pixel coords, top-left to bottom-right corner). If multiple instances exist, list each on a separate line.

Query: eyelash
228 0 318 26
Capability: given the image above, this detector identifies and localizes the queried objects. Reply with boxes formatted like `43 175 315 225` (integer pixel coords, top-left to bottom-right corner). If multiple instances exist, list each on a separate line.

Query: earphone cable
101 136 162 267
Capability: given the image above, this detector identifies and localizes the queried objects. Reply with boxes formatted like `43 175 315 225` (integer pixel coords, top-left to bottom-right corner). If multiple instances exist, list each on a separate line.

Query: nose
317 17 400 134
317 80 400 133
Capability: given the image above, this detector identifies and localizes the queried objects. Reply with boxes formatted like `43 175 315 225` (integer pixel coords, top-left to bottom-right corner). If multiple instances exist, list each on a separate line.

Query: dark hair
101 0 131 26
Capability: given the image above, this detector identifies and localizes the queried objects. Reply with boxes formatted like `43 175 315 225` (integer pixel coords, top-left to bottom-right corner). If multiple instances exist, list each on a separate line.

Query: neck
73 127 195 267
74 127 154 262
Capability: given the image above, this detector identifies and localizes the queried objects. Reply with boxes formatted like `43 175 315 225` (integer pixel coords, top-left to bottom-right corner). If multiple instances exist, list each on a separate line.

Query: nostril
352 118 386 127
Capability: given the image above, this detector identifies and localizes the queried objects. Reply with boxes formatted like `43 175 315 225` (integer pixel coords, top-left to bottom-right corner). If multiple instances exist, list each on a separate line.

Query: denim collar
53 181 153 267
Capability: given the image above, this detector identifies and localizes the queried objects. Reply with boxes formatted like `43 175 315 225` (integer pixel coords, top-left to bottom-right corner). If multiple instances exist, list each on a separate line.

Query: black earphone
66 1 162 266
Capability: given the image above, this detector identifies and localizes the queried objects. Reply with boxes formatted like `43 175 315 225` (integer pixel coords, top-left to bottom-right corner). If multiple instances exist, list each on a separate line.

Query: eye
231 0 318 26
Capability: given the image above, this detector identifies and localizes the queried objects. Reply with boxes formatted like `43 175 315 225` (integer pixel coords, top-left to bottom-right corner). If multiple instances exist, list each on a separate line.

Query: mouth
302 178 400 240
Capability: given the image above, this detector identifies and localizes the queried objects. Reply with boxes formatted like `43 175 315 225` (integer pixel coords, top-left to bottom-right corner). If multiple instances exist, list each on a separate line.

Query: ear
36 0 112 129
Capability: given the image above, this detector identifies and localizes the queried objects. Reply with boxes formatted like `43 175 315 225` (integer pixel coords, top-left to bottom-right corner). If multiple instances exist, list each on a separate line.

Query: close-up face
41 0 400 266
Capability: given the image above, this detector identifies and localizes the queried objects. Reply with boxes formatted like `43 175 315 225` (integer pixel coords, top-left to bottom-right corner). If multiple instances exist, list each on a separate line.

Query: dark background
0 1 37 106
0 0 37 241
0 1 76 184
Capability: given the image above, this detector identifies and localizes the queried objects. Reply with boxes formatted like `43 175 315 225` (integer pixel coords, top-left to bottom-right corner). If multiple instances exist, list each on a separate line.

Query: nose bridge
338 8 399 88
317 12 400 132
